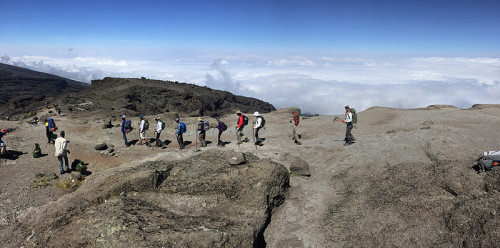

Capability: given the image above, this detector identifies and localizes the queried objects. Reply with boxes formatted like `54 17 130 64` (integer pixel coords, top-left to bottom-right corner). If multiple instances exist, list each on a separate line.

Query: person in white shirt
54 131 70 174
342 105 354 145
154 116 163 146
252 112 263 145
138 115 149 145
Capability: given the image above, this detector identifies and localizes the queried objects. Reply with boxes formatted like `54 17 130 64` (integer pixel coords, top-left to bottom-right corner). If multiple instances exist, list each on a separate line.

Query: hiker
215 117 227 147
290 111 302 145
120 115 130 146
0 129 8 157
235 110 249 144
45 119 54 144
153 116 164 146
197 117 207 147
335 105 355 145
54 131 70 174
252 112 264 145
175 118 186 150
138 115 149 145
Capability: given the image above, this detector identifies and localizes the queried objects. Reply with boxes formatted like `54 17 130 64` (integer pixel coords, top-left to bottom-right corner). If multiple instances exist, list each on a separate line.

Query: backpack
220 121 227 132
48 118 58 131
143 119 149 130
259 116 266 127
161 121 166 130
33 143 41 158
242 115 249 126
124 120 133 133
351 108 358 124
203 121 210 131
179 122 186 133
478 155 500 172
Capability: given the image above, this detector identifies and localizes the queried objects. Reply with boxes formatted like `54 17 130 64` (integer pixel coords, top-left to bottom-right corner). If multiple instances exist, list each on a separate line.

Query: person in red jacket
235 110 249 145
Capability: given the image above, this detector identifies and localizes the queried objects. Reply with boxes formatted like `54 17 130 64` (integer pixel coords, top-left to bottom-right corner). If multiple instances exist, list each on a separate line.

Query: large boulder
17 150 289 247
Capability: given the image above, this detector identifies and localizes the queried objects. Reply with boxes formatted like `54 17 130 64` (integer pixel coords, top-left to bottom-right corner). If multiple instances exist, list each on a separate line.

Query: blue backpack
179 122 186 133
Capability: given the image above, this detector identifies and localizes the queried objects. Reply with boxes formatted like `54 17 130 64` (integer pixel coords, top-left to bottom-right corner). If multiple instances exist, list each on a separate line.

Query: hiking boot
236 142 242 145
243 138 249 142
296 142 302 145
60 171 65 175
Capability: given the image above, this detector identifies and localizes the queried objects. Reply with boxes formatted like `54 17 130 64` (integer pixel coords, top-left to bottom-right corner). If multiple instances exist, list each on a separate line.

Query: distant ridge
0 63 87 115
60 77 276 118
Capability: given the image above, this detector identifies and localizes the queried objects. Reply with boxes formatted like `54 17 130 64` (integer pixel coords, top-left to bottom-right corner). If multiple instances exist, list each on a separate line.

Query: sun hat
154 116 159 120
253 112 260 116
121 115 126 119
139 115 144 119
236 110 241 114
198 117 202 121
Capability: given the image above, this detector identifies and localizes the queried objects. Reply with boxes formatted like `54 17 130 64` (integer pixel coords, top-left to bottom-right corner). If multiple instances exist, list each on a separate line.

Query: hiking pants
293 126 301 143
177 134 184 149
156 131 161 140
58 154 69 172
345 122 354 143
218 130 223 146
122 132 128 146
199 131 206 147
237 126 246 143
255 127 262 143
47 131 53 143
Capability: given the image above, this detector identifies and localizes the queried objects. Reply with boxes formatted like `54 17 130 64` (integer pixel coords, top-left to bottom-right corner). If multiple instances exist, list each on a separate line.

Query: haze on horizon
1 0 499 114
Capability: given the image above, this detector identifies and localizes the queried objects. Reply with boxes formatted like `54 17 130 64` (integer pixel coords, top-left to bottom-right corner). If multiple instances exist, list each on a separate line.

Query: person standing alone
335 105 355 146
175 118 186 150
55 131 70 174
197 117 207 147
291 111 302 145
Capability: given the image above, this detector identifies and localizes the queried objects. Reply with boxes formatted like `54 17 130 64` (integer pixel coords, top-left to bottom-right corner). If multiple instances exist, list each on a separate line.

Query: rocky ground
2 104 500 247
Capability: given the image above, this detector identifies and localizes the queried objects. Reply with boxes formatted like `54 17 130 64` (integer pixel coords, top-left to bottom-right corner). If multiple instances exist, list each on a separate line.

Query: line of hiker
118 110 272 150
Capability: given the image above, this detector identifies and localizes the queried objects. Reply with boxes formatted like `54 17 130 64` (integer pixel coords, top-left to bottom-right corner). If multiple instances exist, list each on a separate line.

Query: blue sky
1 0 500 114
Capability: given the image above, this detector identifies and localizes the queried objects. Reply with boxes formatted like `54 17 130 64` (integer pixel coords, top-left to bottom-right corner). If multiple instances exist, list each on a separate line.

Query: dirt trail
2 106 500 247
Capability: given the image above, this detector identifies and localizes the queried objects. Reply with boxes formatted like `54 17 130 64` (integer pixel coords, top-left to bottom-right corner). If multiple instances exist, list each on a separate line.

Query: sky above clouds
1 0 499 114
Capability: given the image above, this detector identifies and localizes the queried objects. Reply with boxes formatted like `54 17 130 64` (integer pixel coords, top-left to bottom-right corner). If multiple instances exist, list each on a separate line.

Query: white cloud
2 54 499 114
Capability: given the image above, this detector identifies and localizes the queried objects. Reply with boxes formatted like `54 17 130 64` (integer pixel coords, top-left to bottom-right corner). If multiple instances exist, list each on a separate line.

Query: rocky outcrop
17 150 289 247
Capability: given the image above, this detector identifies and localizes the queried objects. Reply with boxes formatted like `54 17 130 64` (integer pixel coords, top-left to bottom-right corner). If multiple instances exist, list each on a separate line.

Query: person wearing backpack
252 112 265 145
44 119 54 144
197 117 207 147
153 116 165 147
54 131 70 174
215 117 227 147
335 105 355 146
235 110 249 145
0 129 8 157
138 115 149 145
290 111 302 145
175 117 186 150
120 115 130 146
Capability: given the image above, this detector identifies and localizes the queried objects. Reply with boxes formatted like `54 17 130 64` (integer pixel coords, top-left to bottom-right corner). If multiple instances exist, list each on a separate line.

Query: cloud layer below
2 55 499 114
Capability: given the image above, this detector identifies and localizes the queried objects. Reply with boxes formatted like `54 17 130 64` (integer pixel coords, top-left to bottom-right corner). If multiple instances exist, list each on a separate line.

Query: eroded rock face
17 150 289 247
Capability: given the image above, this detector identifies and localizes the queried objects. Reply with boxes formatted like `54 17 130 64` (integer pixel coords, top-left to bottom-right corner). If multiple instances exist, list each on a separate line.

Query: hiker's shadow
184 141 192 146
206 141 213 145
2 150 25 160
128 140 139 146
222 141 232 146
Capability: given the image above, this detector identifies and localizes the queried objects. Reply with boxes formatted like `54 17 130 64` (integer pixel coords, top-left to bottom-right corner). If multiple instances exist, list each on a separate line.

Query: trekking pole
235 127 239 148
195 131 198 150
252 128 257 150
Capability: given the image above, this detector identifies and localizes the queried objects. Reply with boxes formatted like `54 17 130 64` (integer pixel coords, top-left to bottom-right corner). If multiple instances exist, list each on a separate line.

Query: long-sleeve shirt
292 115 300 126
345 112 352 123
54 137 68 157
139 120 145 132
175 122 182 134
236 115 244 128
156 121 163 133
254 117 262 129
